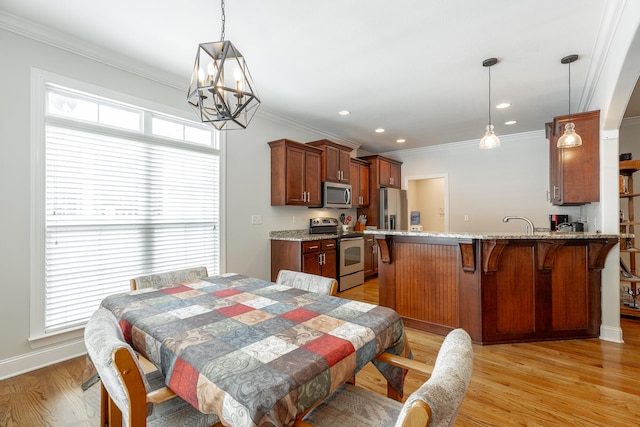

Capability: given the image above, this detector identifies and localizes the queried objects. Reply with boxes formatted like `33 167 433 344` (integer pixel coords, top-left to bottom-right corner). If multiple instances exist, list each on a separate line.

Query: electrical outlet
292 216 296 224
464 214 469 222
251 215 263 225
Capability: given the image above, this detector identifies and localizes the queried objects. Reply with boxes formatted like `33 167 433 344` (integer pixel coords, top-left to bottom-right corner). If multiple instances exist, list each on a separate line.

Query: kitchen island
366 230 619 344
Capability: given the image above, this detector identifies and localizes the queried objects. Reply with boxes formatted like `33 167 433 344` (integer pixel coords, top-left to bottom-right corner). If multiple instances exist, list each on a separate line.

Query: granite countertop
363 229 625 240
269 229 341 241
270 229 627 241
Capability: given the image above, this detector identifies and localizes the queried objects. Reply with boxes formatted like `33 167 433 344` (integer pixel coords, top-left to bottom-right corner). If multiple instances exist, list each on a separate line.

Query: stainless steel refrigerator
380 188 408 230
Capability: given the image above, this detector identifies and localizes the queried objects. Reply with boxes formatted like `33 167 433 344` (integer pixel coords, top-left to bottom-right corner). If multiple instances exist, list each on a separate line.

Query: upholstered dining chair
130 266 208 290
299 328 473 427
84 308 221 427
276 269 338 296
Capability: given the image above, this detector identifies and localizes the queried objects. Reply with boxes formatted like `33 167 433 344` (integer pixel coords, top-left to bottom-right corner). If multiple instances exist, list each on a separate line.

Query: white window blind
41 84 219 334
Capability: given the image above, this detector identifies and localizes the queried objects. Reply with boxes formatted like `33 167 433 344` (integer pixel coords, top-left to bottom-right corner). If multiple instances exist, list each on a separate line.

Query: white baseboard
0 337 86 380
600 324 624 343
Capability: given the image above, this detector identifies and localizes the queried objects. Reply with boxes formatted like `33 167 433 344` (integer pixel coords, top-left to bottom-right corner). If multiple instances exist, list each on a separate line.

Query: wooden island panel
373 232 617 344
393 239 459 332
494 244 536 335
550 244 590 331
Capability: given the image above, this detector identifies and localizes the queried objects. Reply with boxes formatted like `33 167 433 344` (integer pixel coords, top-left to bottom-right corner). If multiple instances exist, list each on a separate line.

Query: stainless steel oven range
309 217 365 291
336 235 364 291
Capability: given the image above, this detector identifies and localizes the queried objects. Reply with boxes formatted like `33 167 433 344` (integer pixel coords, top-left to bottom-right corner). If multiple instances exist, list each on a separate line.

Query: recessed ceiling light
338 110 350 116
396 139 406 143
496 102 511 109
375 128 385 133
505 120 517 125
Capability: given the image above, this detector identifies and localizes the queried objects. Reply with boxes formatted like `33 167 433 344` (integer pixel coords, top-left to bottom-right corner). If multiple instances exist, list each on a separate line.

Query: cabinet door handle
309 245 319 250
322 253 326 265
307 191 311 203
303 192 307 202
553 185 559 200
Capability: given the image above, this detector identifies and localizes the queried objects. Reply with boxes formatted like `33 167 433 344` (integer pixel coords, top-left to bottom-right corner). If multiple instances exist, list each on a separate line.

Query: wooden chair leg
108 394 123 427
387 382 402 402
100 383 109 427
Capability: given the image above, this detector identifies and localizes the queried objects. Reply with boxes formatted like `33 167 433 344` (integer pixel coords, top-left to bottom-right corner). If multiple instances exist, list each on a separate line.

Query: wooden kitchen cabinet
270 239 337 281
307 139 352 183
547 110 600 206
269 139 322 206
350 158 370 208
363 234 377 277
356 155 402 227
302 240 337 278
378 157 401 188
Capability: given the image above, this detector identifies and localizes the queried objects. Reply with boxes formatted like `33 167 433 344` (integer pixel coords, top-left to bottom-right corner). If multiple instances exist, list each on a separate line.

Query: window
31 71 220 338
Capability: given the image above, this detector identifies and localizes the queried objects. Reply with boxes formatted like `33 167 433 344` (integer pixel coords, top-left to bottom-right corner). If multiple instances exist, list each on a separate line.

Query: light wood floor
2 277 640 426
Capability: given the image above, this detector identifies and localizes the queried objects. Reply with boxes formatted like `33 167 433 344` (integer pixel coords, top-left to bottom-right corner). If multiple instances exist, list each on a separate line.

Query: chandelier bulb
480 124 501 149
557 122 583 148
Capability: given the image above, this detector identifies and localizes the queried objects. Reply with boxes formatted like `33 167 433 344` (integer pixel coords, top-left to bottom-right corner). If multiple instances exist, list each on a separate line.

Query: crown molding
0 10 185 90
621 116 640 127
256 109 361 151
381 130 546 157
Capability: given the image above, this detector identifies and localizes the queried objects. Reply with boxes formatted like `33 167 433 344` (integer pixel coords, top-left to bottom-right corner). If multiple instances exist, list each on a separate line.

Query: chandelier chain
220 0 226 41
488 66 492 125
567 61 571 121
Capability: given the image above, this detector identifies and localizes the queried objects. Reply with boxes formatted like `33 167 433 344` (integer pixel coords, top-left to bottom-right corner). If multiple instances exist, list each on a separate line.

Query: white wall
391 131 584 233
223 115 358 280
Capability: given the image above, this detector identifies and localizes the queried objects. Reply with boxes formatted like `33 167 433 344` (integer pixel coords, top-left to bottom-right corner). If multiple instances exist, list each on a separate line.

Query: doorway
406 175 448 232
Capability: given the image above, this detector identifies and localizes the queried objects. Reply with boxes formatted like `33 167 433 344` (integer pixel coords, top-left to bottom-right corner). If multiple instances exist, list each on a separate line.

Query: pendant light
187 0 260 130
556 54 582 148
479 58 500 149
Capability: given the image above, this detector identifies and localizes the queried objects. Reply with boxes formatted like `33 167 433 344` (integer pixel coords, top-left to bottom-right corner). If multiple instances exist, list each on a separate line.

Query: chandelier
479 57 501 149
187 0 260 130
556 54 582 148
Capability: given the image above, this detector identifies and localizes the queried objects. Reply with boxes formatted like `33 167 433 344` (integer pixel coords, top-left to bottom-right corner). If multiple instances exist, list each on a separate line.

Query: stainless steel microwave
323 182 352 208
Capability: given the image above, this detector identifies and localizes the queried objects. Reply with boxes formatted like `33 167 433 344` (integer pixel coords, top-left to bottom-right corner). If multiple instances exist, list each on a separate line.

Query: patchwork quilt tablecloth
101 273 411 427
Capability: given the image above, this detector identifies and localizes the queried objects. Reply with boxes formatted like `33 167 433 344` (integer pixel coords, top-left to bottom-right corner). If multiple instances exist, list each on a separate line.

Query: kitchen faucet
502 216 535 235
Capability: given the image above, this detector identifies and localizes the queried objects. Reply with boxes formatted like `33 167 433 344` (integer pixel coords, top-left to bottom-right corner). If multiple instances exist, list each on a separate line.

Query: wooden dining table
100 273 412 427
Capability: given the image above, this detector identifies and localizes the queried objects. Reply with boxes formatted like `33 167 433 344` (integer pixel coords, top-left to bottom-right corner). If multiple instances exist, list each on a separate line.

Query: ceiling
1 0 638 153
